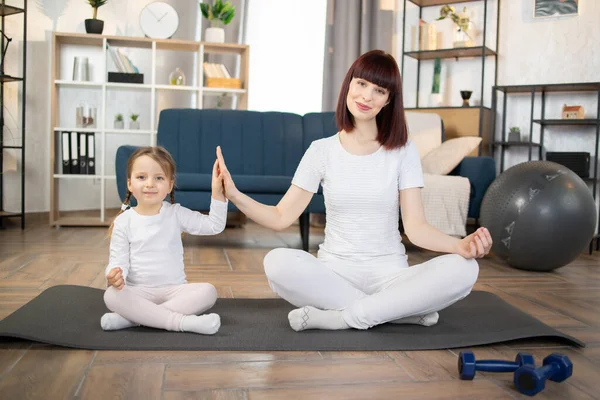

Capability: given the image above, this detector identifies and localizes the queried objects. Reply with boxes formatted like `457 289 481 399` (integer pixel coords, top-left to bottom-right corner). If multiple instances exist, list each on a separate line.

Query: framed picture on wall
534 0 579 18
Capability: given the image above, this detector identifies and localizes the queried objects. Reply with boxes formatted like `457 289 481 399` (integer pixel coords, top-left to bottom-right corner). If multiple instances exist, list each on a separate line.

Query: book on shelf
107 44 139 74
203 62 241 88
60 131 96 175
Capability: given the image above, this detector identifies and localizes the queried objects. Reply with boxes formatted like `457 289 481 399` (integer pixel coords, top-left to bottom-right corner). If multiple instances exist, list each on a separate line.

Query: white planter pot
114 120 124 129
205 27 225 43
429 93 443 107
129 120 140 130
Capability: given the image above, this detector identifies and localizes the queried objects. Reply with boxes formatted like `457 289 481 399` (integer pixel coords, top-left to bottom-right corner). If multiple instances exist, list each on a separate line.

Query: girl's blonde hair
107 146 176 237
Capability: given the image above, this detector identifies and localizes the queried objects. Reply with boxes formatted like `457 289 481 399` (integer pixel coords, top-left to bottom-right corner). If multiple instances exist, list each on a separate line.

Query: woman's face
346 77 390 122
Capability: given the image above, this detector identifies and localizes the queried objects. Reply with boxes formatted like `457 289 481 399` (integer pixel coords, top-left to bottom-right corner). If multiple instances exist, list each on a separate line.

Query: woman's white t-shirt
292 134 424 264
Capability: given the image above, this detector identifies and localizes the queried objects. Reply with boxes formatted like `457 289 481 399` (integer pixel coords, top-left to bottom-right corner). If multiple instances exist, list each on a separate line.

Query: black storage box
546 151 590 178
108 72 144 84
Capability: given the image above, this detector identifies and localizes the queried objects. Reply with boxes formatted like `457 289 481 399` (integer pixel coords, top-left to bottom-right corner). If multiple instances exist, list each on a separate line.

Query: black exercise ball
480 161 597 271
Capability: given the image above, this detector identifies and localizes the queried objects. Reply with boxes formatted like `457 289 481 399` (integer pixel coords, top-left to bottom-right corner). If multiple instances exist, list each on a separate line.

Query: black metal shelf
0 211 22 217
495 82 600 94
404 46 496 61
0 3 23 17
401 0 500 151
406 105 492 111
0 74 22 83
493 141 541 147
409 0 474 6
532 119 600 126
0 1 27 229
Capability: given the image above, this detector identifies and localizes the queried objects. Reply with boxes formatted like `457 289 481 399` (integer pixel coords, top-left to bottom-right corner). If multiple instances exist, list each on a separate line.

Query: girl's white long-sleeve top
105 199 228 287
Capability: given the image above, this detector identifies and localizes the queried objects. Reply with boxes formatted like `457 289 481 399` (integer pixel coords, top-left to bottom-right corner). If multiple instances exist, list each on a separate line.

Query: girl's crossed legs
102 282 220 335
263 248 479 331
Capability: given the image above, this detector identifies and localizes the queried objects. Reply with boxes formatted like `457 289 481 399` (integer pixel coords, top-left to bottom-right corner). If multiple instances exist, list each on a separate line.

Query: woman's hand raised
216 146 240 201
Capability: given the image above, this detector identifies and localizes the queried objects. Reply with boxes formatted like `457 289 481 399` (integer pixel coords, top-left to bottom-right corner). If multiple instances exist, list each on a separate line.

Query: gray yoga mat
0 285 584 350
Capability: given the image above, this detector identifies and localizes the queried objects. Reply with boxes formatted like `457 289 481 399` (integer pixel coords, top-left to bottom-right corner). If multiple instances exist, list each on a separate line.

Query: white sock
288 306 350 332
389 312 439 327
180 313 221 335
100 313 139 331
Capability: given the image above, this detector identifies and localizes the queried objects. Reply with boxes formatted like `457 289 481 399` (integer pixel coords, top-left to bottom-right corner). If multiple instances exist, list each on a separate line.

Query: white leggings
263 249 479 330
103 283 217 331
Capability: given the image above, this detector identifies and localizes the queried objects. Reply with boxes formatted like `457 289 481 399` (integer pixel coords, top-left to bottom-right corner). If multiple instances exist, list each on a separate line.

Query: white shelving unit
50 32 249 226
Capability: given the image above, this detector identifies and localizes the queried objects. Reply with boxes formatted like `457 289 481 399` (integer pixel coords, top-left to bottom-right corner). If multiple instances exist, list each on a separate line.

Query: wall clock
140 2 180 39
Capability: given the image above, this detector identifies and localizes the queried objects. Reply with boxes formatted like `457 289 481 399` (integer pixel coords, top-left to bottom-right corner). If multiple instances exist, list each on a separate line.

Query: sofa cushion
157 109 304 177
176 172 292 194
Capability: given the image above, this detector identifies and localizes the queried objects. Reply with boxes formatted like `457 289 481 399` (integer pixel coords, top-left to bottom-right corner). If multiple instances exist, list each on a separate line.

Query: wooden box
206 77 242 89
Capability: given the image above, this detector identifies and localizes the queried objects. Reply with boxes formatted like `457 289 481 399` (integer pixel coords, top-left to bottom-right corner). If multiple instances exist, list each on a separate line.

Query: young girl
216 50 492 332
101 146 227 335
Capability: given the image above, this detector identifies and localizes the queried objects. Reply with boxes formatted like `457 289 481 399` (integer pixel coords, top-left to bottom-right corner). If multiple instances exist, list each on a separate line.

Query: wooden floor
0 218 599 400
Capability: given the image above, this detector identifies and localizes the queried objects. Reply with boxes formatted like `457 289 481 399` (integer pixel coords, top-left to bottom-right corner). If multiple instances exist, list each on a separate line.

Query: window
244 0 327 115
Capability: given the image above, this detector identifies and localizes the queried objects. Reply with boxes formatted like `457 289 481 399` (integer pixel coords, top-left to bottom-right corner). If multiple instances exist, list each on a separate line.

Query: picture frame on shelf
534 0 579 18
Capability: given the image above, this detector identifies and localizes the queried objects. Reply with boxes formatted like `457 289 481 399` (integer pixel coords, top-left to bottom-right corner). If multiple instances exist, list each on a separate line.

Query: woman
216 50 492 331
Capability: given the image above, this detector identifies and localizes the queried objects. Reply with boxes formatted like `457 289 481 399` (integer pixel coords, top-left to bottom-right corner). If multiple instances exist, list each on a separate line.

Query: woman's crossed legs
263 248 479 331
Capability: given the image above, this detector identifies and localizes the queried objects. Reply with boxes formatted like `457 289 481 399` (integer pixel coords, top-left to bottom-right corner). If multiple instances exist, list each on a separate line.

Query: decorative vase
114 120 124 129
169 68 186 86
453 15 474 48
429 93 442 107
205 27 225 43
508 131 521 142
129 120 140 130
85 19 104 34
460 90 473 107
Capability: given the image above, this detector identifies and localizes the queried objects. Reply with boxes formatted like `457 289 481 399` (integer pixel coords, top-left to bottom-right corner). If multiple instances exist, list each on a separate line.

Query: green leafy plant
510 127 520 133
431 58 441 94
437 4 472 38
86 0 108 20
130 113 139 121
200 0 236 27
115 113 123 122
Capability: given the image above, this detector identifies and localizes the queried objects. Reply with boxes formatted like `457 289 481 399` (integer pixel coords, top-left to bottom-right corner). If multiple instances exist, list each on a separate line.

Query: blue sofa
116 109 496 251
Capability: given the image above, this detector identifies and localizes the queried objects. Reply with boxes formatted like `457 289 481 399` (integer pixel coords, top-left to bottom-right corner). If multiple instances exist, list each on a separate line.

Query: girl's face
127 155 173 209
346 77 390 122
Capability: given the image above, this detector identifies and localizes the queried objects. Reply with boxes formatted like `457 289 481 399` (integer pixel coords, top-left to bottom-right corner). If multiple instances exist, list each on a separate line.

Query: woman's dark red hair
335 50 408 149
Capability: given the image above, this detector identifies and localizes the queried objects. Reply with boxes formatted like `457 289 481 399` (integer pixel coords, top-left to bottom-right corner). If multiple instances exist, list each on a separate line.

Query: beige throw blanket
421 173 471 237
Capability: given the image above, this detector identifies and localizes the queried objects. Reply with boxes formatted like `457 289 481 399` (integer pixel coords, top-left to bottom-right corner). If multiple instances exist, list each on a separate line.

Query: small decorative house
562 104 584 119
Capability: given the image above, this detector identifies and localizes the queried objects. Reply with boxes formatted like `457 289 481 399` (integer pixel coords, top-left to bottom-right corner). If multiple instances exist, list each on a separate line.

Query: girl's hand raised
216 146 240 201
454 227 493 259
211 158 226 202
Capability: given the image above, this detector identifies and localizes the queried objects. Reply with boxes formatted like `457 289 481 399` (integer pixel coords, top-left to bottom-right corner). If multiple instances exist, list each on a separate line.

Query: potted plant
437 5 474 48
200 0 236 43
508 127 521 142
129 113 140 130
429 58 442 107
114 113 124 129
85 0 108 35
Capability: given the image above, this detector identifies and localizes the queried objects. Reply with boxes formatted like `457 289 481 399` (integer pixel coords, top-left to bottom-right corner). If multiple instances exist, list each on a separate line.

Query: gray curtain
321 0 395 112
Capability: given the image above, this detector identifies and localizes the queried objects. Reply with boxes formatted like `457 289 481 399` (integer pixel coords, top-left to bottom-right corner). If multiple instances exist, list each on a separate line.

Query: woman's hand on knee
106 267 125 290
454 227 493 259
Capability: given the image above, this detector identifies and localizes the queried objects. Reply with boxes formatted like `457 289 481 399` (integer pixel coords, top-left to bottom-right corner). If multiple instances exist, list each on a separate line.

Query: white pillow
421 137 482 175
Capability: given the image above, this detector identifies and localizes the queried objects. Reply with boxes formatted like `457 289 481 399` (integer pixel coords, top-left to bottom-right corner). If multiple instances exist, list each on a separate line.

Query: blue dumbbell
513 353 573 396
459 350 535 380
